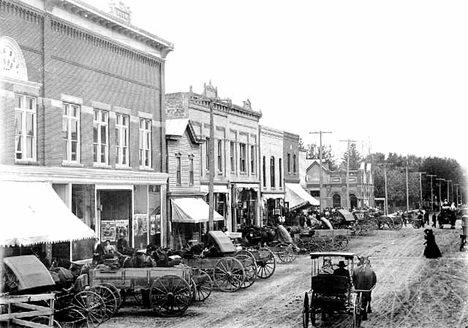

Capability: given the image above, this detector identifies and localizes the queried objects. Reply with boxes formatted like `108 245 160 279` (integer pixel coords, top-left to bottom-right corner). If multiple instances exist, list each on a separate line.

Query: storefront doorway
98 189 132 247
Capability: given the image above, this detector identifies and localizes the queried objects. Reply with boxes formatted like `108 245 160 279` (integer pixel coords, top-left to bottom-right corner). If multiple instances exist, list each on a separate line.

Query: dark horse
240 225 276 247
352 256 377 321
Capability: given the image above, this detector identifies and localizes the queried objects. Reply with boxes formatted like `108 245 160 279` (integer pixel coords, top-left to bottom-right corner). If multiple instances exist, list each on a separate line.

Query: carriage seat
312 275 350 296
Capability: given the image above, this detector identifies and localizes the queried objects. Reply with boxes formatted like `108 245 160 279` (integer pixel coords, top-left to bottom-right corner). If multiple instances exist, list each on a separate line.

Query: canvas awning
0 181 96 247
171 198 224 223
285 183 319 210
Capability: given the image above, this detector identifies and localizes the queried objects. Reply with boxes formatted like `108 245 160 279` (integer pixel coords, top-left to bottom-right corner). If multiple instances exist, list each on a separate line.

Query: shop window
115 114 129 166
239 143 246 173
93 109 109 165
139 118 152 168
15 94 36 161
62 102 81 163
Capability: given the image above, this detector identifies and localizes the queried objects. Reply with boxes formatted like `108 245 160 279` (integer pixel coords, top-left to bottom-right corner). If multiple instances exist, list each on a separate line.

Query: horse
240 225 276 247
352 256 377 321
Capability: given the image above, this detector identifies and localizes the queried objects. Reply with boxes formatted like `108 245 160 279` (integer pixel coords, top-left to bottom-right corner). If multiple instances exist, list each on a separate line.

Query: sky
88 0 468 170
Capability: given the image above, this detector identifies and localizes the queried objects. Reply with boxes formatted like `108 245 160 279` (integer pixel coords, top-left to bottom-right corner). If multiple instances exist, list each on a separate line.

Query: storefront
200 184 229 231
261 193 286 226
232 184 260 230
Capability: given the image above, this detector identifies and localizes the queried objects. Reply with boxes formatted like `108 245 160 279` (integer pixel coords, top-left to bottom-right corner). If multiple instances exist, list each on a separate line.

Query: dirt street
99 223 468 328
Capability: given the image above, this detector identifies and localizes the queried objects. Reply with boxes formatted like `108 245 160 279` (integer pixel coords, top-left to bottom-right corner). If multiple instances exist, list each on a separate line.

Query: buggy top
337 210 356 222
205 231 236 253
310 251 355 260
3 255 55 291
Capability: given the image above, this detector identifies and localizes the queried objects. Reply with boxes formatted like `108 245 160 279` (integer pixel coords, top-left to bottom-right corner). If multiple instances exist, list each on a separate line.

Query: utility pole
427 174 436 211
384 164 389 216
446 180 452 204
405 165 410 212
309 131 332 212
208 99 215 231
419 172 426 208
454 183 459 205
340 138 356 210
437 178 445 211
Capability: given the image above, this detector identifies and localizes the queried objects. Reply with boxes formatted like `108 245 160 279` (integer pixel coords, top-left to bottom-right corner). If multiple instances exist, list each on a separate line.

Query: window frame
279 158 283 187
14 94 37 162
176 155 182 186
270 156 275 188
189 155 195 186
250 145 255 174
139 118 152 168
262 156 266 187
62 102 81 163
217 139 223 173
239 143 247 173
293 154 297 174
230 141 236 173
115 113 129 167
93 109 109 165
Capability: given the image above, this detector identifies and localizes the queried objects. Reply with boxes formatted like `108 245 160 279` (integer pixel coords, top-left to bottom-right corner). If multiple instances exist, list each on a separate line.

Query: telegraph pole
446 180 452 204
340 138 356 210
427 174 436 211
310 131 332 212
437 178 445 211
384 164 389 216
208 99 215 231
418 172 426 208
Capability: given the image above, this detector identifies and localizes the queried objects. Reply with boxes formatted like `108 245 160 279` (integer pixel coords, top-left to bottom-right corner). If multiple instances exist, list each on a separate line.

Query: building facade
305 160 374 210
0 0 173 260
259 125 284 225
166 83 262 232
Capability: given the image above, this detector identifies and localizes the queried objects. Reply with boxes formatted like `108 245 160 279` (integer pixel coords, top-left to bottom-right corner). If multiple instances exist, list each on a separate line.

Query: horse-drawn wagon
302 252 377 328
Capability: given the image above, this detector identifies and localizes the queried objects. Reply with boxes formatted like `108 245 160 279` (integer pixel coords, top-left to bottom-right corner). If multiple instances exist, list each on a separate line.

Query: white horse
352 256 377 320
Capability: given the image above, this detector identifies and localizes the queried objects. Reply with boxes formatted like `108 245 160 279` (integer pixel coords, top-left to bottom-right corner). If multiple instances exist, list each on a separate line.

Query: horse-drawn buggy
302 252 377 328
437 205 457 229
1 254 109 328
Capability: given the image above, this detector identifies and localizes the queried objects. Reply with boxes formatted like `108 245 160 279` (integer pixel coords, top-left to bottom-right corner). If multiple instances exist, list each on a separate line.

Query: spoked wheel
213 257 245 292
234 250 257 289
321 236 333 251
100 283 123 309
309 236 327 252
256 247 276 279
332 234 349 251
191 269 213 302
392 218 403 230
31 316 63 328
88 285 118 320
361 219 378 236
149 275 192 316
349 222 362 237
274 243 297 263
72 290 107 328
353 292 362 328
302 292 309 328
310 293 318 326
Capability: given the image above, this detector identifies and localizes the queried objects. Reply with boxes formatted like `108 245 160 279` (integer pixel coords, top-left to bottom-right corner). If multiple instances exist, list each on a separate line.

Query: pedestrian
424 209 430 226
423 229 442 258
431 212 437 228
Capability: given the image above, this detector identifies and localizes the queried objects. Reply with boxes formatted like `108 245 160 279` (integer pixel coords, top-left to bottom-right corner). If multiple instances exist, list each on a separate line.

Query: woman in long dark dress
423 229 442 258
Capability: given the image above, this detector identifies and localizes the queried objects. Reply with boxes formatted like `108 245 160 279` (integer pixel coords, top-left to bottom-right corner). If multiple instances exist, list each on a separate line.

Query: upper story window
293 154 297 173
262 156 266 187
270 156 275 188
279 158 283 187
93 110 109 165
139 118 152 168
250 145 255 174
62 103 80 163
176 155 182 186
115 114 129 166
287 153 291 173
14 94 36 162
189 155 194 186
239 143 247 173
217 140 223 173
230 141 236 173
205 137 210 172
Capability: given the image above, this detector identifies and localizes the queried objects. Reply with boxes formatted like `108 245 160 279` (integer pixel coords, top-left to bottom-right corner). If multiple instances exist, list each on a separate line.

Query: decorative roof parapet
190 93 262 119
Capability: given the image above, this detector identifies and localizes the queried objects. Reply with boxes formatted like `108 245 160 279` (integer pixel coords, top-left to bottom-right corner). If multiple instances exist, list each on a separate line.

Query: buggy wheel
302 292 309 328
349 222 362 237
234 250 257 289
392 217 403 230
275 243 296 263
310 293 318 326
360 219 378 236
308 237 324 252
31 316 63 328
88 285 118 319
353 292 362 328
150 275 192 316
72 290 107 328
100 283 122 309
213 257 245 292
256 247 276 279
332 235 349 251
321 236 333 251
191 269 213 302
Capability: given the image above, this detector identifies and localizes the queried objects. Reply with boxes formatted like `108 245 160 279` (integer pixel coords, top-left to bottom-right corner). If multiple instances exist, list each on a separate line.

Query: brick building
166 83 262 231
0 0 173 260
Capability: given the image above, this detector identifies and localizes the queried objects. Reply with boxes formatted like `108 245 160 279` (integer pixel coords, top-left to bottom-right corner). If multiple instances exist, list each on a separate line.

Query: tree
340 143 362 170
305 143 337 170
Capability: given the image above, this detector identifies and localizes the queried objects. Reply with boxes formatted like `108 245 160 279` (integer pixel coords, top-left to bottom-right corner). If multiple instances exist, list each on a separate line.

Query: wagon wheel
353 292 362 328
190 269 213 302
72 290 107 328
149 275 192 316
349 222 362 237
256 247 276 279
213 257 245 292
274 243 297 263
88 285 118 319
310 293 319 326
295 238 309 252
321 236 334 251
360 219 378 236
31 316 63 328
302 292 310 328
392 217 403 230
234 250 257 289
100 283 123 309
308 237 325 252
332 235 349 251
